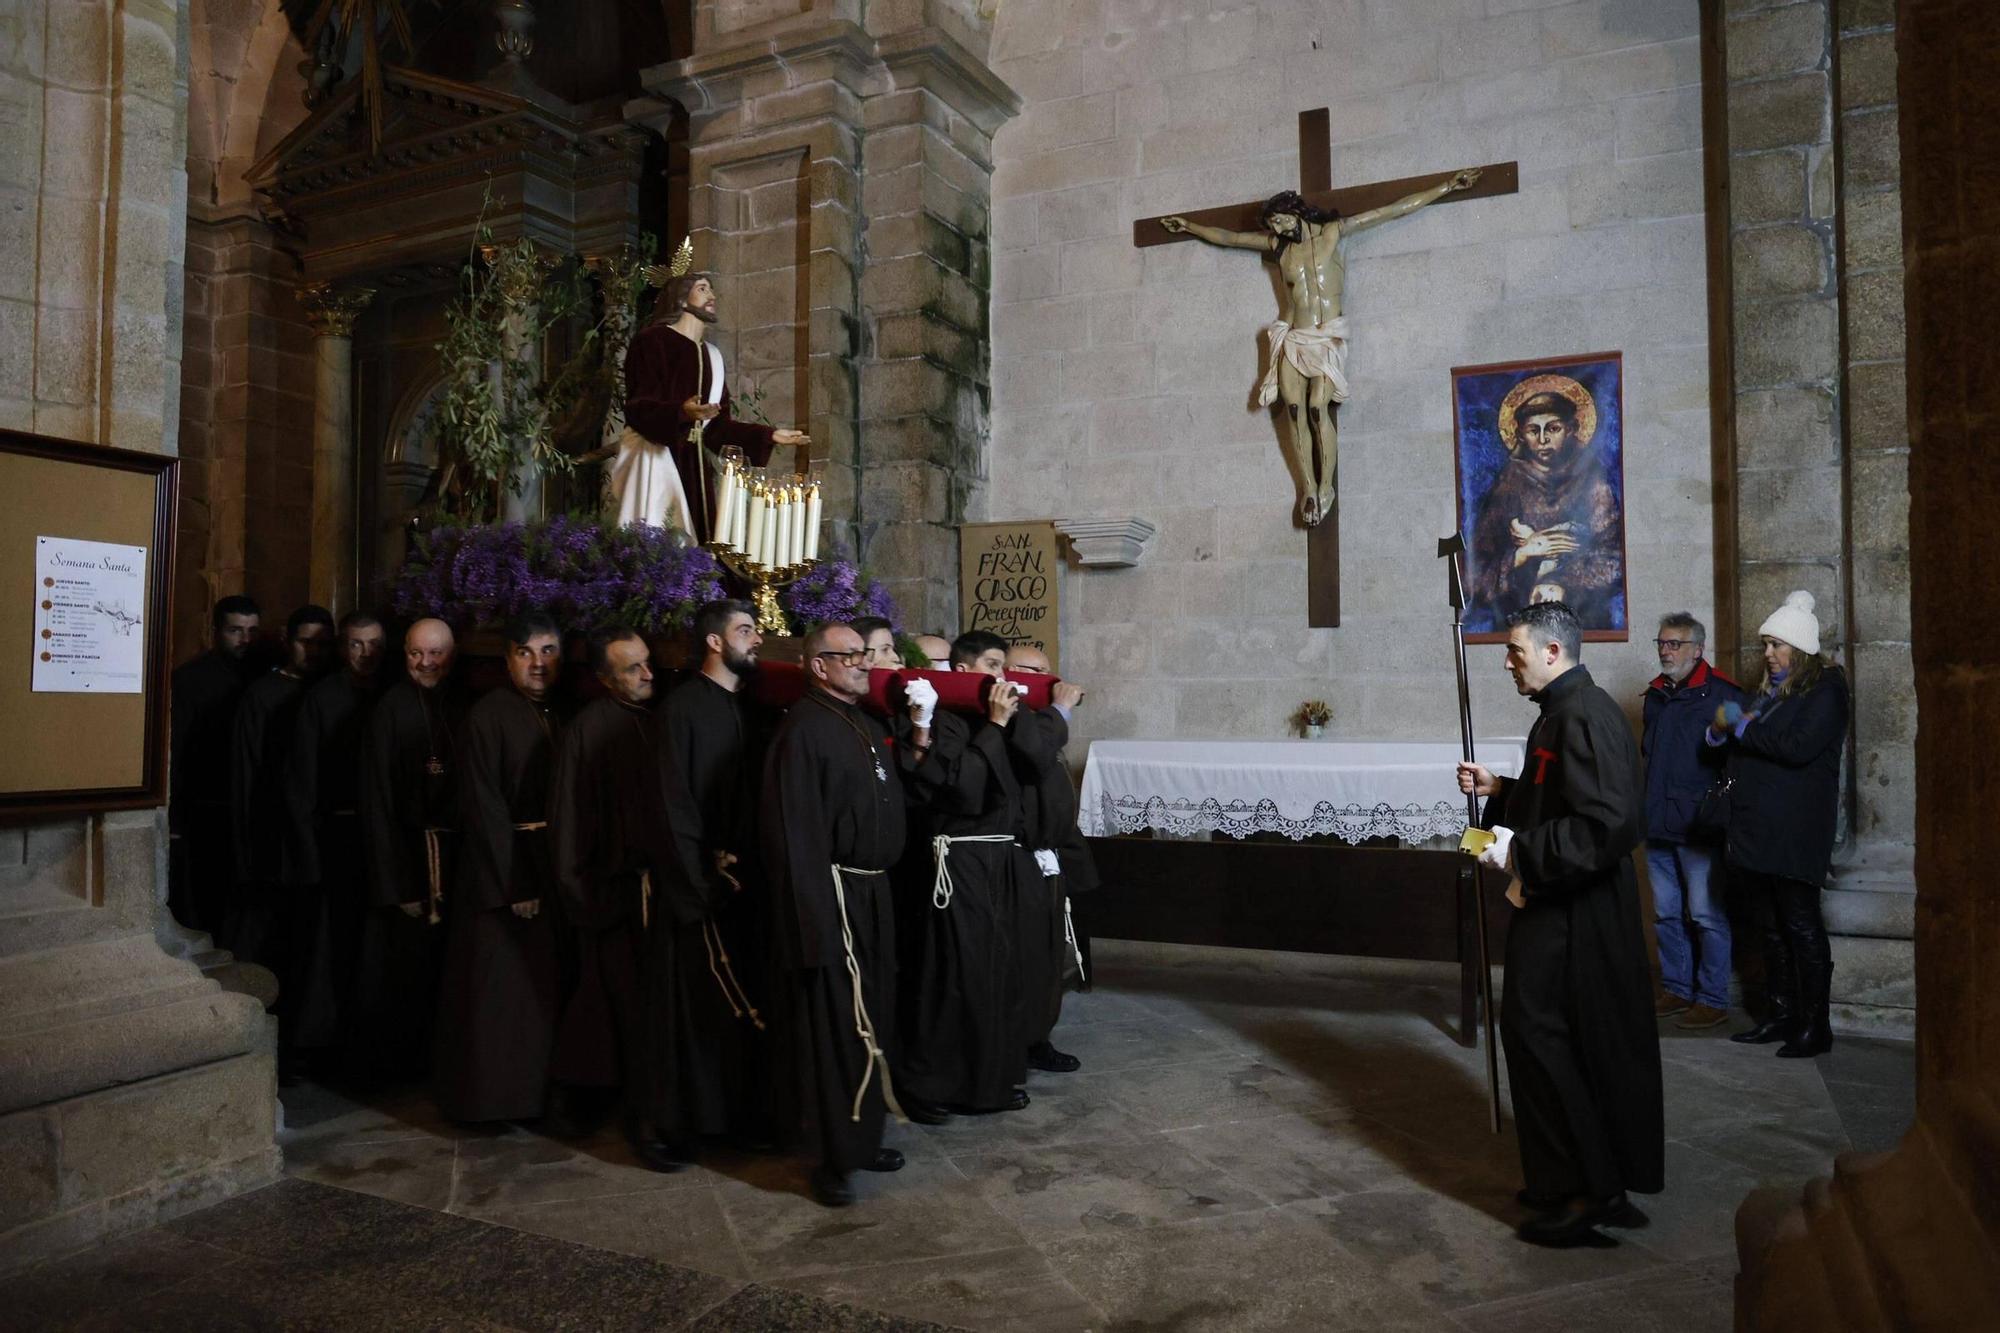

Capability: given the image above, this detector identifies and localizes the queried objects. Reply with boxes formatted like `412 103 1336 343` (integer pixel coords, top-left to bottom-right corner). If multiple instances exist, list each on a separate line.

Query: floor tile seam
932 1125 1186 1165
702 1176 759 1282
763 1238 1066 1289
453 1203 753 1288
450 1174 720 1215
663 1277 753 1331
446 1139 462 1213
1438 1255 1731 1319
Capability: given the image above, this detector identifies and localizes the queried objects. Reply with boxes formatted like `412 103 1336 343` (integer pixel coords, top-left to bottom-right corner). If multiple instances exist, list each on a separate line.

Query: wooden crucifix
1134 110 1517 627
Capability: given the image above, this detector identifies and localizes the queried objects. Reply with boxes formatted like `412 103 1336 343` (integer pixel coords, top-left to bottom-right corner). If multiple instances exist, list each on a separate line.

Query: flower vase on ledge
1304 724 1324 740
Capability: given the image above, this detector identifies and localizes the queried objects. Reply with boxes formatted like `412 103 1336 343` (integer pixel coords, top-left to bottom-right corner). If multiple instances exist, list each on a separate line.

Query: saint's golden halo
641 235 696 288
1496 373 1598 454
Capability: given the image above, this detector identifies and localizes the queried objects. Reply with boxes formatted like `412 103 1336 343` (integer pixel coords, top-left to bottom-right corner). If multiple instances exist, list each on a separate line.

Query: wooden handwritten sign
958 520 1060 670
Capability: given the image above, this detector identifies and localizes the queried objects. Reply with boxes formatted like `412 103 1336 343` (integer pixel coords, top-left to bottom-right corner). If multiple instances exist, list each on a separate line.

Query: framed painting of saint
1451 351 1628 643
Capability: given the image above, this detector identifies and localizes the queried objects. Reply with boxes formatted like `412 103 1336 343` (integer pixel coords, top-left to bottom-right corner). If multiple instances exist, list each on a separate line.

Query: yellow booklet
1459 827 1495 857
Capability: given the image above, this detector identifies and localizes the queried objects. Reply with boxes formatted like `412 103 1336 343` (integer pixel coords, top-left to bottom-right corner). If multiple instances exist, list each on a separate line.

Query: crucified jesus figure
1163 166 1481 527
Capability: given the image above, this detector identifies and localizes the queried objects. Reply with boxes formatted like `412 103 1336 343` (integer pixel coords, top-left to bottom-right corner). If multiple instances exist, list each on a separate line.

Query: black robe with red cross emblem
1482 663 1663 1202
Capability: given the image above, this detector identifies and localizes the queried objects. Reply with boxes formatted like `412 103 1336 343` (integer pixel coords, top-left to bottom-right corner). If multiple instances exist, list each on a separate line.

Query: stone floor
2 944 1916 1332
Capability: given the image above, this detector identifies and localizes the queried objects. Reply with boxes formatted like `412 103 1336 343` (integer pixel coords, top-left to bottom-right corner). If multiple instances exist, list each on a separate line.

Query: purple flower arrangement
394 518 726 633
780 548 901 631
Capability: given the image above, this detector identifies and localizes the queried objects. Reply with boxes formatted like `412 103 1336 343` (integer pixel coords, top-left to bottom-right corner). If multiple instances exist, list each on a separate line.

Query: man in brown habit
282 609 386 1074
228 603 334 967
170 593 262 935
762 622 920 1206
1003 643 1093 1073
1457 601 1664 1247
645 598 775 1160
434 611 564 1123
897 630 1039 1121
550 625 681 1169
354 617 466 1083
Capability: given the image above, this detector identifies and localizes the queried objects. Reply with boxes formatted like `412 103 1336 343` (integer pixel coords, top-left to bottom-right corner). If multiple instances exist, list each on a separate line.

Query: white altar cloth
1078 738 1528 845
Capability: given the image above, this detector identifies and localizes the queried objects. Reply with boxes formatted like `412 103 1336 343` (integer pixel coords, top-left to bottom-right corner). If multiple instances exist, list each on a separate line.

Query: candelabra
703 451 825 634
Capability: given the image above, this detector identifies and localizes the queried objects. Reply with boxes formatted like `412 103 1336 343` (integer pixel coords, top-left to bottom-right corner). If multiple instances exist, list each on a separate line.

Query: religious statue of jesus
611 269 810 543
1162 166 1481 526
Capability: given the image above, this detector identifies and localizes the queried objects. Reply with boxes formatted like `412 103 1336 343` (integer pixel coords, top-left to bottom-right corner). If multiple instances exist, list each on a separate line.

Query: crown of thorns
641 235 696 288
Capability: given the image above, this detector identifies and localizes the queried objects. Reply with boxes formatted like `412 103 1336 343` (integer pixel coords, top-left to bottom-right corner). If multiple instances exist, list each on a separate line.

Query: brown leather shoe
1676 1003 1729 1030
1654 991 1690 1018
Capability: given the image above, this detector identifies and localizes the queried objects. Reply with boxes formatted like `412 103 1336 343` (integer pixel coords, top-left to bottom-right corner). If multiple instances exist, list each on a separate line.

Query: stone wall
0 0 278 1274
984 0 1715 746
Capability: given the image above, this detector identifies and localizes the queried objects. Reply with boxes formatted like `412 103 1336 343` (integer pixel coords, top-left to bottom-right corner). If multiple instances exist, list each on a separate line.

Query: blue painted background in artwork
1453 354 1626 636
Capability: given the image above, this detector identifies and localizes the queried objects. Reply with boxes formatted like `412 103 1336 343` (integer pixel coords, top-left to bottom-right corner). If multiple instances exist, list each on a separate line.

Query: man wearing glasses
1641 613 1744 1030
761 623 931 1206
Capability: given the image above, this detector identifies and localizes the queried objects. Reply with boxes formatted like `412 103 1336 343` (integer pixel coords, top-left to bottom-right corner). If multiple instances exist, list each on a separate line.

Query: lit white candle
734 485 750 554
789 482 807 563
715 463 739 548
775 486 795 569
764 490 783 569
745 481 767 565
804 481 822 562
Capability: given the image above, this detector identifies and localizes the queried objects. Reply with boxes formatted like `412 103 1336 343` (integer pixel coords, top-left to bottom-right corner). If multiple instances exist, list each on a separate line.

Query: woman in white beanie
1702 590 1848 1058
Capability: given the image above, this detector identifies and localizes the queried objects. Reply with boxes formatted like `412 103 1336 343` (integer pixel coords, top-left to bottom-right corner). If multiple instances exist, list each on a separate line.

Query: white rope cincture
831 864 905 1124
930 834 1017 910
640 869 652 930
702 918 765 1031
1063 895 1087 984
423 828 449 924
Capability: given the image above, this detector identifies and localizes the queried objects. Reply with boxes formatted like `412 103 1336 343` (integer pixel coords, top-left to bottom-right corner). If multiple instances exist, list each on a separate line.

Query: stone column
1717 0 1915 1034
1735 1 2000 1321
642 0 1017 630
297 282 375 615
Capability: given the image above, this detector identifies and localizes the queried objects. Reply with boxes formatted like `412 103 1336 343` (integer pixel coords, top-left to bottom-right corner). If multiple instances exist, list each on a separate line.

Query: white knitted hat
1758 590 1821 656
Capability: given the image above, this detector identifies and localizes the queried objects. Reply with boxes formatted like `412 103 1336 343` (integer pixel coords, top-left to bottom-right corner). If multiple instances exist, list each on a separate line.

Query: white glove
1033 848 1062 877
1477 824 1514 872
903 677 938 727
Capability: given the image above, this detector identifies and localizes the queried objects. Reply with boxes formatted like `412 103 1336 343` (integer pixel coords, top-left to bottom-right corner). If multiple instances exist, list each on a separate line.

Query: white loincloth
1256 317 1351 407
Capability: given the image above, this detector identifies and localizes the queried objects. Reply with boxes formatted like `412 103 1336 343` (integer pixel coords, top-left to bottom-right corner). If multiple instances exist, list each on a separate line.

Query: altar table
1073 737 1530 1047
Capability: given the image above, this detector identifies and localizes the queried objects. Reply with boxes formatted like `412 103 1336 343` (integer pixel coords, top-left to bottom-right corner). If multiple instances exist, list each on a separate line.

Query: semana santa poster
32 534 148 693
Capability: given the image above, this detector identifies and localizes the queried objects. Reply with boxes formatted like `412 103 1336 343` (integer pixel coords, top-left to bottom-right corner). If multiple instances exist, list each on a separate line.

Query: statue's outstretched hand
1449 167 1482 192
773 429 809 447
1160 216 1188 234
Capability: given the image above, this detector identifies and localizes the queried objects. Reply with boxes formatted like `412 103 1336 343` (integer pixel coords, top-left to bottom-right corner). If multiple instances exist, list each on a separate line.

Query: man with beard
645 599 774 1160
434 611 564 1123
282 610 387 1074
611 271 810 541
1457 601 1663 1248
228 604 335 966
354 618 467 1083
897 630 1040 1122
1469 391 1624 626
550 625 681 1169
170 594 262 935
1003 644 1093 1072
762 622 921 1206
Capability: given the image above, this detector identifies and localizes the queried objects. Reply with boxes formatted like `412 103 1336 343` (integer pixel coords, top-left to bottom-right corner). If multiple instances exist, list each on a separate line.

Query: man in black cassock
354 618 466 1084
433 611 564 1123
549 625 682 1170
1004 644 1093 1072
281 610 386 1072
896 630 1038 1120
170 594 262 936
228 604 334 968
1458 601 1664 1247
762 622 921 1207
647 599 776 1159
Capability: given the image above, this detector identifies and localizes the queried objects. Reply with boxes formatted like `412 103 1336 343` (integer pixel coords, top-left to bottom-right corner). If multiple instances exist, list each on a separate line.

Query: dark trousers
1735 869 1830 1013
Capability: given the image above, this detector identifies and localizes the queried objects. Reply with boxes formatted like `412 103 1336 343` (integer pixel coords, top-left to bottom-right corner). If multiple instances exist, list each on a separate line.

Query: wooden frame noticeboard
0 429 178 820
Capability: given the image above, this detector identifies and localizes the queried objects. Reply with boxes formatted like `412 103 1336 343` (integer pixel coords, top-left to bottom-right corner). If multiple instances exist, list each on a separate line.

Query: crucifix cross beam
1132 109 1518 628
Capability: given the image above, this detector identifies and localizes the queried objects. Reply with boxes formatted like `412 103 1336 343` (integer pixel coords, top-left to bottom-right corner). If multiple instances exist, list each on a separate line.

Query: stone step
0 934 221 1035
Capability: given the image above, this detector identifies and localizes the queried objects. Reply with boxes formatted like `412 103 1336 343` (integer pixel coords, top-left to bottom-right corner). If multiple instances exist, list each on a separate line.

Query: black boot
1777 961 1834 1058
1732 890 1796 1045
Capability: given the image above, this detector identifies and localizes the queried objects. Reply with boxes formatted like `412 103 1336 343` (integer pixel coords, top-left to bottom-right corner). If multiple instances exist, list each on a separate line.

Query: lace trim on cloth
1092 794 1472 845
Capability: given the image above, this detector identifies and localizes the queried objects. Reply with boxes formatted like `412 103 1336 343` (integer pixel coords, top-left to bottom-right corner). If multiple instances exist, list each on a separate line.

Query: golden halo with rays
641 236 696 289
1497 374 1597 454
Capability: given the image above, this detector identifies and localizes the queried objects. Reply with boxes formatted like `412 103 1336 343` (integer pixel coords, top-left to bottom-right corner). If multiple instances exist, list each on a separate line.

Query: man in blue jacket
1640 613 1744 1029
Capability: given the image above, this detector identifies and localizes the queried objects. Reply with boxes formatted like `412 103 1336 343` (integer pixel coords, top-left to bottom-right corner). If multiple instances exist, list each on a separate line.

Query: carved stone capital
479 242 558 306
295 282 376 337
